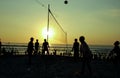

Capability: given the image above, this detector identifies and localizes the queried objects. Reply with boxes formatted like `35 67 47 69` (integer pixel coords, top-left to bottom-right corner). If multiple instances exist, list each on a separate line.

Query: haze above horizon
0 0 120 45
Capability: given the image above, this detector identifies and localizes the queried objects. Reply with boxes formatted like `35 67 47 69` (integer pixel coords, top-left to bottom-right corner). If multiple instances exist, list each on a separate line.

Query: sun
42 27 54 39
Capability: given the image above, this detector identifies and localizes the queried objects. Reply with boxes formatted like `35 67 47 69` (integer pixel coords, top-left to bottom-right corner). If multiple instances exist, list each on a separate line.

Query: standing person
35 39 39 55
72 38 79 62
0 39 1 55
27 37 34 65
79 36 92 74
109 41 120 64
42 39 49 55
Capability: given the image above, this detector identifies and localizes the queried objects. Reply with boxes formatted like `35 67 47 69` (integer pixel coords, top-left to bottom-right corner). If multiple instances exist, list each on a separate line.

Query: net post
47 4 50 42
65 32 68 53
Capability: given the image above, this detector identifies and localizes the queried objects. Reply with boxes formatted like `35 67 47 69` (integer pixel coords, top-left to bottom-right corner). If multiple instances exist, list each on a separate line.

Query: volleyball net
48 7 67 45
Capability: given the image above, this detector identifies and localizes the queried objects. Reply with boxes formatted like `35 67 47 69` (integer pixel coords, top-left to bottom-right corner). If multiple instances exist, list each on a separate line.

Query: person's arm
32 43 35 51
47 42 50 48
72 43 74 51
80 45 83 57
109 48 114 56
42 43 44 49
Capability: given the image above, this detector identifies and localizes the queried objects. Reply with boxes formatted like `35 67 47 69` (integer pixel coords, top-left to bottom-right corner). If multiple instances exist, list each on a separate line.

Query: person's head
74 38 78 42
44 39 46 42
79 36 85 42
36 39 38 42
30 37 34 41
114 41 119 46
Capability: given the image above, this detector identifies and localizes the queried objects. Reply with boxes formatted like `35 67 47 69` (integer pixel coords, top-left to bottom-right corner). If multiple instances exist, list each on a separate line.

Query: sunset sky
0 0 120 45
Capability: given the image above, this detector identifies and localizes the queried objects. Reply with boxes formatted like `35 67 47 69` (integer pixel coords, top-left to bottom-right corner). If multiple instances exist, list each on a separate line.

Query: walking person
79 36 92 74
72 38 79 62
27 37 34 66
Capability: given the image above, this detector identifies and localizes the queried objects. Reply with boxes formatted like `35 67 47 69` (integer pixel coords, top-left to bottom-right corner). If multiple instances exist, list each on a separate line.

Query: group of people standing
27 37 49 65
72 36 120 74
72 36 92 74
0 36 120 74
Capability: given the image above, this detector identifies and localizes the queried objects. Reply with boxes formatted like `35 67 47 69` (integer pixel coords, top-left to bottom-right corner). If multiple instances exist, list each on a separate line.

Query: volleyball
64 0 68 4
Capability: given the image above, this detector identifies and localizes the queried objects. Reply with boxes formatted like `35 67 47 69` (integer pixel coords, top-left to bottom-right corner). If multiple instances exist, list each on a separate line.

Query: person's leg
35 49 38 55
74 52 77 61
47 49 49 55
42 49 45 55
76 52 79 61
81 59 85 74
87 60 92 74
28 53 32 66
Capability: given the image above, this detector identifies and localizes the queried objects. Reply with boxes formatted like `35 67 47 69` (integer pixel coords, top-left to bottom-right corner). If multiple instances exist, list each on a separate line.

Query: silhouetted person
27 37 34 65
34 39 39 55
109 41 120 64
79 36 92 74
72 38 79 62
0 39 1 55
42 39 49 55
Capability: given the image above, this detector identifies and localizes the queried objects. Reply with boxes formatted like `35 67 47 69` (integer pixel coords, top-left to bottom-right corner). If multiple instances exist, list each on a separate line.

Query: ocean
1 42 113 57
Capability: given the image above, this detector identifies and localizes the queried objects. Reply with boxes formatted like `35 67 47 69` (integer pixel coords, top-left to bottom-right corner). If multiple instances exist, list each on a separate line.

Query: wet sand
0 55 120 78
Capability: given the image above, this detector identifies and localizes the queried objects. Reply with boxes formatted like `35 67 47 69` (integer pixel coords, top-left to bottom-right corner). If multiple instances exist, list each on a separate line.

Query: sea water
1 43 113 56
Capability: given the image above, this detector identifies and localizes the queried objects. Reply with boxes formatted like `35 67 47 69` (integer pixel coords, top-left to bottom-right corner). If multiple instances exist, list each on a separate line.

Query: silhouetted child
27 37 34 65
79 36 92 74
35 39 39 55
42 39 49 55
72 38 79 62
109 41 120 64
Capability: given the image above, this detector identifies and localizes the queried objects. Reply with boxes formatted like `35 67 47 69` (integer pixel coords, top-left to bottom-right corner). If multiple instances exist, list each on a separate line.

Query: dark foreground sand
0 55 120 78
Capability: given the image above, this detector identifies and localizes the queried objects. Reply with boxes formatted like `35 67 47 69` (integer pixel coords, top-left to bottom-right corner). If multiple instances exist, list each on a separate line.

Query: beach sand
0 55 120 78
